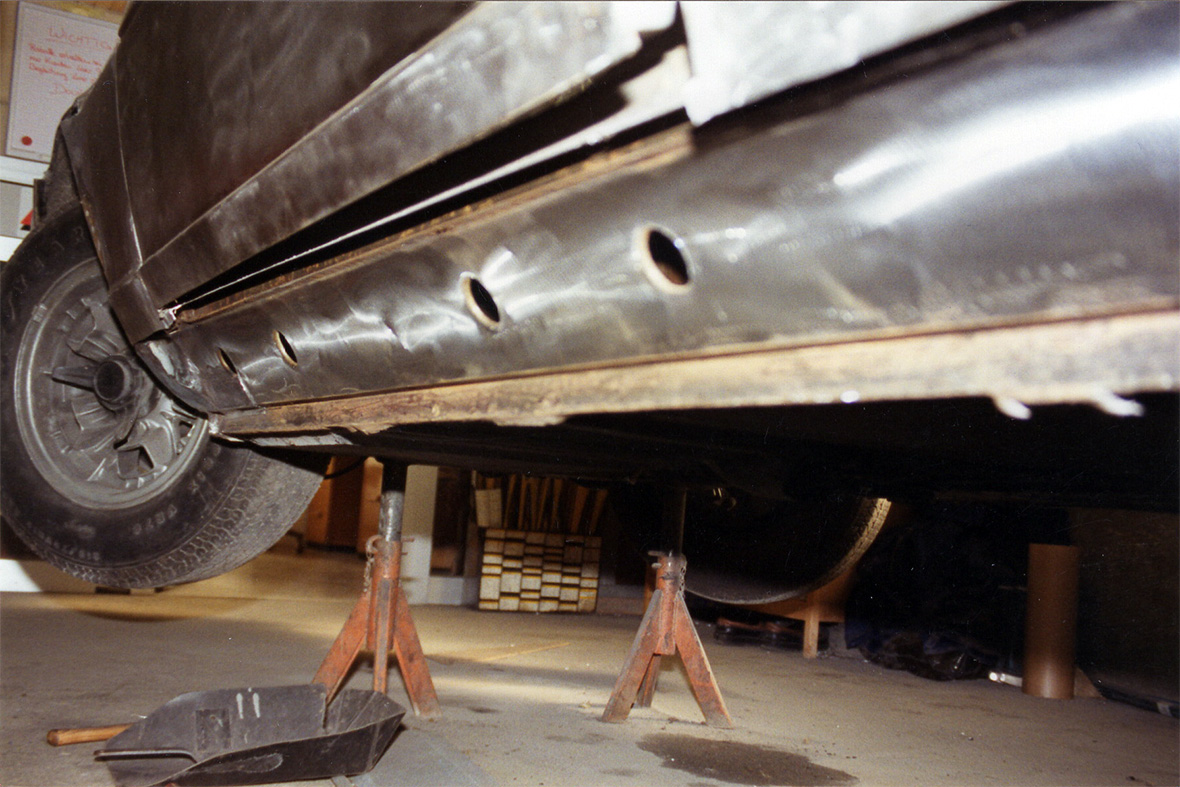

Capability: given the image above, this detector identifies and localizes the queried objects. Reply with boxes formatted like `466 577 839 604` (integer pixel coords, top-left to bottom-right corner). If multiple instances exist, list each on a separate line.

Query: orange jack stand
601 490 733 728
312 464 440 718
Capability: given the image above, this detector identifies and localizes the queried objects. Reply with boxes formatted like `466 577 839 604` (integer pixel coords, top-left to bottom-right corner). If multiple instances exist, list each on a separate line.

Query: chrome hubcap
14 263 208 509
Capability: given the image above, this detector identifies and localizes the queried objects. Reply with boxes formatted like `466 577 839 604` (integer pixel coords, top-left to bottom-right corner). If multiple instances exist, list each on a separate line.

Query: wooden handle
46 724 130 746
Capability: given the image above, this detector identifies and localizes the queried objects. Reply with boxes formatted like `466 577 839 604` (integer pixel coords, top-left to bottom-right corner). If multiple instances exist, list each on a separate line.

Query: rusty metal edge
211 309 1180 437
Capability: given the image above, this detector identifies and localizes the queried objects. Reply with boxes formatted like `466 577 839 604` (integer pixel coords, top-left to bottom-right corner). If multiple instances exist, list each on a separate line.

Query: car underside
2 2 1177 600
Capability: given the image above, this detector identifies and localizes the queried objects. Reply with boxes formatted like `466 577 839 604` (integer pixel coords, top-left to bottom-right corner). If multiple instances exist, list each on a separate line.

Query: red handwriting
46 24 114 54
25 37 103 99
27 61 69 81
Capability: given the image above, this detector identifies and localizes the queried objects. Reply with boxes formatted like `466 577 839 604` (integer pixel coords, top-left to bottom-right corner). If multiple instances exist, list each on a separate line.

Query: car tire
1 209 326 588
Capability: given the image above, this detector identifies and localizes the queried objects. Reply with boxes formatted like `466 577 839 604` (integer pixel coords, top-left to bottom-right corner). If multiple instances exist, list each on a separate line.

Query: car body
3 2 1177 596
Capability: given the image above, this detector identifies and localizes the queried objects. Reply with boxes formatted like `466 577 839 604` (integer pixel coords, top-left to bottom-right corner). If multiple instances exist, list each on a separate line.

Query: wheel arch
1 236 326 587
5 204 216 416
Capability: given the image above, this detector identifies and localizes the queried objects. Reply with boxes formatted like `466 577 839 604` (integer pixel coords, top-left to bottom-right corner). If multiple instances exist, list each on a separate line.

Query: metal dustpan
97 684 405 787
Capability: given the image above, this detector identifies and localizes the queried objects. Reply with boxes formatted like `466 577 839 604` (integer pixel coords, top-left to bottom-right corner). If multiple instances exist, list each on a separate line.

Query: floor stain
927 701 1019 720
638 734 858 786
578 732 612 746
602 767 640 778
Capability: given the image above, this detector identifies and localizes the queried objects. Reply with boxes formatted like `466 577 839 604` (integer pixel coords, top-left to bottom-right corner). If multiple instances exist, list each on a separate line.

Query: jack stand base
313 535 440 718
602 553 733 727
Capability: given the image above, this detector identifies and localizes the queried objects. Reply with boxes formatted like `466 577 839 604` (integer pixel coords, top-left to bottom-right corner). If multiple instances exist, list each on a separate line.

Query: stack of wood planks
475 475 607 613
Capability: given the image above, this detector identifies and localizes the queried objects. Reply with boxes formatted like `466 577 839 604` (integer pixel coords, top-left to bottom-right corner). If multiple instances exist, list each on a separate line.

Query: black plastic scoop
97 684 405 787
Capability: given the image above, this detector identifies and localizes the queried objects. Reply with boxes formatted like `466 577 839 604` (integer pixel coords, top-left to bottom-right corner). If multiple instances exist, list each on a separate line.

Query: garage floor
2 547 1176 787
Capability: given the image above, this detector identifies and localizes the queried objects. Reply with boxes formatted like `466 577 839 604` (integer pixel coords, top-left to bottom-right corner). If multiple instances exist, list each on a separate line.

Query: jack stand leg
636 656 660 708
602 490 733 727
313 463 440 718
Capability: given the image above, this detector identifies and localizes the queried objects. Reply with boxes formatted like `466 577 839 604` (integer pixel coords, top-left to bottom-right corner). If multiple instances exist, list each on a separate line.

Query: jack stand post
313 463 441 718
602 490 733 728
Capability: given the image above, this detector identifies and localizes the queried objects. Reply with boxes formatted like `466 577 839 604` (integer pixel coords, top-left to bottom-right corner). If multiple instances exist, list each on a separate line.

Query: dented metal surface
179 42 695 317
156 4 1178 419
69 2 1017 342
126 2 678 319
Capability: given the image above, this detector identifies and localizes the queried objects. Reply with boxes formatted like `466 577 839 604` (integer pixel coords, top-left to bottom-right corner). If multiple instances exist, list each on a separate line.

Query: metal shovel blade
97 684 405 787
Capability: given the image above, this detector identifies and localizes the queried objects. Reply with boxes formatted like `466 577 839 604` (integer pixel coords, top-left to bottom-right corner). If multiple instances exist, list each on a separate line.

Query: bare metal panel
158 5 1178 417
181 43 694 312
680 1 1008 124
80 3 1017 339
133 2 677 312
116 3 472 261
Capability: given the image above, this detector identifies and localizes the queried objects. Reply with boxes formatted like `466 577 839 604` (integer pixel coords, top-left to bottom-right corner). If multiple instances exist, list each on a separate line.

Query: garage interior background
0 0 1177 774
1 1 125 257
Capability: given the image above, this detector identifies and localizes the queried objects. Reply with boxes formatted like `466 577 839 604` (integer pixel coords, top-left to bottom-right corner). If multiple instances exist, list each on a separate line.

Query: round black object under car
0 208 325 588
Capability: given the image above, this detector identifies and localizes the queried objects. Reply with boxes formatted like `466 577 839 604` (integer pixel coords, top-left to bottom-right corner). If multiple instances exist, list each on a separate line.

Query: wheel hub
13 264 208 509
93 357 143 409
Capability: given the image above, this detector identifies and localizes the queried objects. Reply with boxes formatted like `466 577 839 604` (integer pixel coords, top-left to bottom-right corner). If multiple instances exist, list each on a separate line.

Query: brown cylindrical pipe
1023 543 1081 699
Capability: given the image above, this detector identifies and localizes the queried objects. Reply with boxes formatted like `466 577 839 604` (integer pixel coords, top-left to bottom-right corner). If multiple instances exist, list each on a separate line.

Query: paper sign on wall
5 2 118 163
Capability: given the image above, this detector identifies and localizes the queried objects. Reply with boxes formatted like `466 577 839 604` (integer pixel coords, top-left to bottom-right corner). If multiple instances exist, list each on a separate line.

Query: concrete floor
2 547 1176 787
